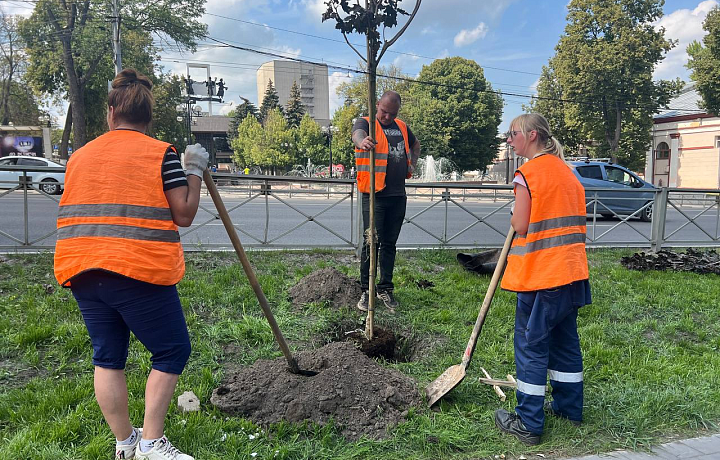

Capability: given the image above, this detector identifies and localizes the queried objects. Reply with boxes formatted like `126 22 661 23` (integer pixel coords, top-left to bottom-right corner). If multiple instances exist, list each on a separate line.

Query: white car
0 156 65 195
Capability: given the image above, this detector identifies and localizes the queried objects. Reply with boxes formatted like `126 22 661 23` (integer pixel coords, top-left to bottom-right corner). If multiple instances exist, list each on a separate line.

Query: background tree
687 6 720 115
406 57 502 173
0 81 42 125
552 0 682 169
336 63 411 115
295 114 328 166
285 81 305 128
233 108 294 173
259 79 283 124
150 74 186 150
19 0 206 155
231 114 263 168
526 63 585 154
0 11 26 125
227 99 260 146
330 103 361 168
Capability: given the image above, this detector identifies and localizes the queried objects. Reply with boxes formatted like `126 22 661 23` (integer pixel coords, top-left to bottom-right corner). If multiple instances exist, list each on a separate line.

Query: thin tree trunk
365 0 378 340
60 104 72 161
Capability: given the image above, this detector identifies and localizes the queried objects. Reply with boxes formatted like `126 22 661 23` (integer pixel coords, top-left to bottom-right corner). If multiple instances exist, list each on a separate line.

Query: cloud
454 22 489 47
654 0 719 80
328 71 350 115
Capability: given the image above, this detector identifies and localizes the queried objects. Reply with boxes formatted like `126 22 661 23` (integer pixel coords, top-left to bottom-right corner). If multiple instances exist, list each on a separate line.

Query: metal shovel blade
426 363 466 407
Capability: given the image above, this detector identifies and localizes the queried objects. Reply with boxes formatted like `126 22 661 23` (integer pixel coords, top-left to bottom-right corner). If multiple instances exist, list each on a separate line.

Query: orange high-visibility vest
501 154 588 292
355 117 412 193
54 130 185 287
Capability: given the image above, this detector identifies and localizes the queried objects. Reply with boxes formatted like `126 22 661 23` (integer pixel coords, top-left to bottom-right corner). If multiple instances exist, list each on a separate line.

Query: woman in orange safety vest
494 113 591 446
54 69 207 460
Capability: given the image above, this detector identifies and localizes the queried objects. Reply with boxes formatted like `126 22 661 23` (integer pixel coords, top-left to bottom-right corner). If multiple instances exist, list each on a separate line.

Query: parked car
0 156 65 195
569 160 655 222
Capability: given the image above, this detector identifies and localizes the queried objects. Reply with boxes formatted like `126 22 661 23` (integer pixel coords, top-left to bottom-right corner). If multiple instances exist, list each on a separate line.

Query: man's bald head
376 91 402 126
379 91 402 106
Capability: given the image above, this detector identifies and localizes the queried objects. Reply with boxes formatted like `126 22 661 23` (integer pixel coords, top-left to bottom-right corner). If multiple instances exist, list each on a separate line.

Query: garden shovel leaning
425 226 515 406
202 171 316 376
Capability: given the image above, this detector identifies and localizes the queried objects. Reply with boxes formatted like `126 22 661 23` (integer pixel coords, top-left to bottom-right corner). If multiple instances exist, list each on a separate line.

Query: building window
656 142 670 159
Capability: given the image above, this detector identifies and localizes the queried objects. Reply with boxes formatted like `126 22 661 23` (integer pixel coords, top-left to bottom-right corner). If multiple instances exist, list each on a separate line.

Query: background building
191 115 233 169
647 83 720 189
256 60 330 126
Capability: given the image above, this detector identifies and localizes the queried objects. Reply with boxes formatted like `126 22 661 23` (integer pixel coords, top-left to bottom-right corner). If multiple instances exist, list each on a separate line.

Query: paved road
563 433 720 459
1 189 719 250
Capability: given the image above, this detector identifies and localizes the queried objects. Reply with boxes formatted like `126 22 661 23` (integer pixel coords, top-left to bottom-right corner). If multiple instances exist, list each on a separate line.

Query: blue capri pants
71 270 191 375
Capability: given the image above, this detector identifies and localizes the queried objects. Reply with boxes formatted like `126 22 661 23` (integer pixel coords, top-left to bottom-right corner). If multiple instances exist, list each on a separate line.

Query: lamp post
321 124 339 178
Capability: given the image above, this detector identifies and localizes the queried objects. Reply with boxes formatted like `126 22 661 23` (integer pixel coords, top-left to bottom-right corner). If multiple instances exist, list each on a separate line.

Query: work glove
182 143 209 178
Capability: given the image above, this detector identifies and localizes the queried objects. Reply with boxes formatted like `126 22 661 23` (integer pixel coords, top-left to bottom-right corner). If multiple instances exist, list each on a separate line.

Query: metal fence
2 163 720 252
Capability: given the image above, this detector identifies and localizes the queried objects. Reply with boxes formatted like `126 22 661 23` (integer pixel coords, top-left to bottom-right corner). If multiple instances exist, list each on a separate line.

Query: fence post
650 187 669 253
21 171 29 245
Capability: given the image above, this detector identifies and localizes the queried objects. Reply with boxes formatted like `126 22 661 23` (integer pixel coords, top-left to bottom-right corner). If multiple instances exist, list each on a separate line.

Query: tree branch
78 0 91 27
377 0 421 62
343 31 367 63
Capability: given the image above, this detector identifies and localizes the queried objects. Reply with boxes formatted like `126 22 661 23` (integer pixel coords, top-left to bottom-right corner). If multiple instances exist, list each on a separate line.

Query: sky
2 0 717 131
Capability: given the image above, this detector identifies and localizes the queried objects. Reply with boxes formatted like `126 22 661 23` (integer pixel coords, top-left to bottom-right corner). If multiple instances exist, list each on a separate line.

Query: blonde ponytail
510 113 568 166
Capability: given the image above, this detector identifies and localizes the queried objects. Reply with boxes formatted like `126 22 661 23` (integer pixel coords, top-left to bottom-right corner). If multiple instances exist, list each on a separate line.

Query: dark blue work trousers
514 280 590 434
360 194 407 292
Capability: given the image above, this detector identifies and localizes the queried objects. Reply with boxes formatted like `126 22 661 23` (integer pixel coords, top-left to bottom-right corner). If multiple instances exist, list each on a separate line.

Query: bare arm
511 184 531 235
164 175 202 227
410 139 420 168
353 129 376 151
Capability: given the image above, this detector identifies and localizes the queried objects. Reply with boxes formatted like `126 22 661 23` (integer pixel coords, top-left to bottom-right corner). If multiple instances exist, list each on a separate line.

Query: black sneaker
357 291 369 312
376 289 398 311
494 409 541 446
544 399 582 426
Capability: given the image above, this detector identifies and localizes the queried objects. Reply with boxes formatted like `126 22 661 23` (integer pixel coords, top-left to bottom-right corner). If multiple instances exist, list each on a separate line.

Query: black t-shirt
353 118 416 197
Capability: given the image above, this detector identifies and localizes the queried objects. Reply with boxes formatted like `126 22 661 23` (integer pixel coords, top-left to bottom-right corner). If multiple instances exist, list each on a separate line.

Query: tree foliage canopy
296 114 328 166
285 81 305 128
687 6 720 115
551 0 681 169
259 79 283 124
406 57 502 172
19 0 206 152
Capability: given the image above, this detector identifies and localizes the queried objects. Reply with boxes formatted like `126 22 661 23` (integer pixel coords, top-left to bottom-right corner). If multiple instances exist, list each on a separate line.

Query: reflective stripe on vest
500 154 589 292
355 117 411 193
54 130 185 287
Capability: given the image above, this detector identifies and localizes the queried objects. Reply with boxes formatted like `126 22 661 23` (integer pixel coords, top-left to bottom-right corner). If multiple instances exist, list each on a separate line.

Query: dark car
569 160 655 222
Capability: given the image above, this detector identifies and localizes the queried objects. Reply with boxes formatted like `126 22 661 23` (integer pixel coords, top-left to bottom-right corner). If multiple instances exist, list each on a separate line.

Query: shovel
202 171 316 376
426 226 515 406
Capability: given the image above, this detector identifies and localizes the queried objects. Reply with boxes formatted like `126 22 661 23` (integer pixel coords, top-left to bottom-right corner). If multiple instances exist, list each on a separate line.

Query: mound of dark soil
621 249 720 275
289 267 362 309
210 342 421 440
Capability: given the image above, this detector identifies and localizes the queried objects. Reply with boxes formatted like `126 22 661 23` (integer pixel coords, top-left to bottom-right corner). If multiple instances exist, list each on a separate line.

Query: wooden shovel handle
202 171 300 374
460 226 516 367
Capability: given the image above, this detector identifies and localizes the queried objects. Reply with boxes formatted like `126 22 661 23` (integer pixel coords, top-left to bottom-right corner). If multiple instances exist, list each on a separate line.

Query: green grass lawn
1 249 719 460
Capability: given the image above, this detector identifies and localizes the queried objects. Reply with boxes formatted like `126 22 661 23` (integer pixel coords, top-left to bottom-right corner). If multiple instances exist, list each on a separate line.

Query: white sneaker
135 436 194 460
115 427 142 460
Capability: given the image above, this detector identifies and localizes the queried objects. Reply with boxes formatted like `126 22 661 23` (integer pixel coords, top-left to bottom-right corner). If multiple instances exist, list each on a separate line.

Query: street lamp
321 124 339 178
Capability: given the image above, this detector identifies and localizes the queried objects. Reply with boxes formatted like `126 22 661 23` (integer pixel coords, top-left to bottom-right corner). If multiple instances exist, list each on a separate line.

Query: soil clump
210 341 421 440
289 267 362 309
344 327 397 360
621 249 720 275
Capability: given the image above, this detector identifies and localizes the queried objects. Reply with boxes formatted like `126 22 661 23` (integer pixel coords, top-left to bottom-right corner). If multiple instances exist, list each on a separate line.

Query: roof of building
191 115 231 134
654 82 704 120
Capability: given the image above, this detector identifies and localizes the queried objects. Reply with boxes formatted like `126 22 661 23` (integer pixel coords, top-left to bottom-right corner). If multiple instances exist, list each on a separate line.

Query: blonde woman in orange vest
353 91 420 311
54 69 208 460
494 113 591 445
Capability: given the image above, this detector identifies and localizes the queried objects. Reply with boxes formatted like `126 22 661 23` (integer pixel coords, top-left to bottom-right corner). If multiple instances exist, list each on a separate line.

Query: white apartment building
256 60 330 126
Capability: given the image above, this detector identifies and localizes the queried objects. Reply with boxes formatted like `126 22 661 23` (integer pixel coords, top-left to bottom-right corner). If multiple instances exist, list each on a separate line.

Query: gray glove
182 143 209 178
